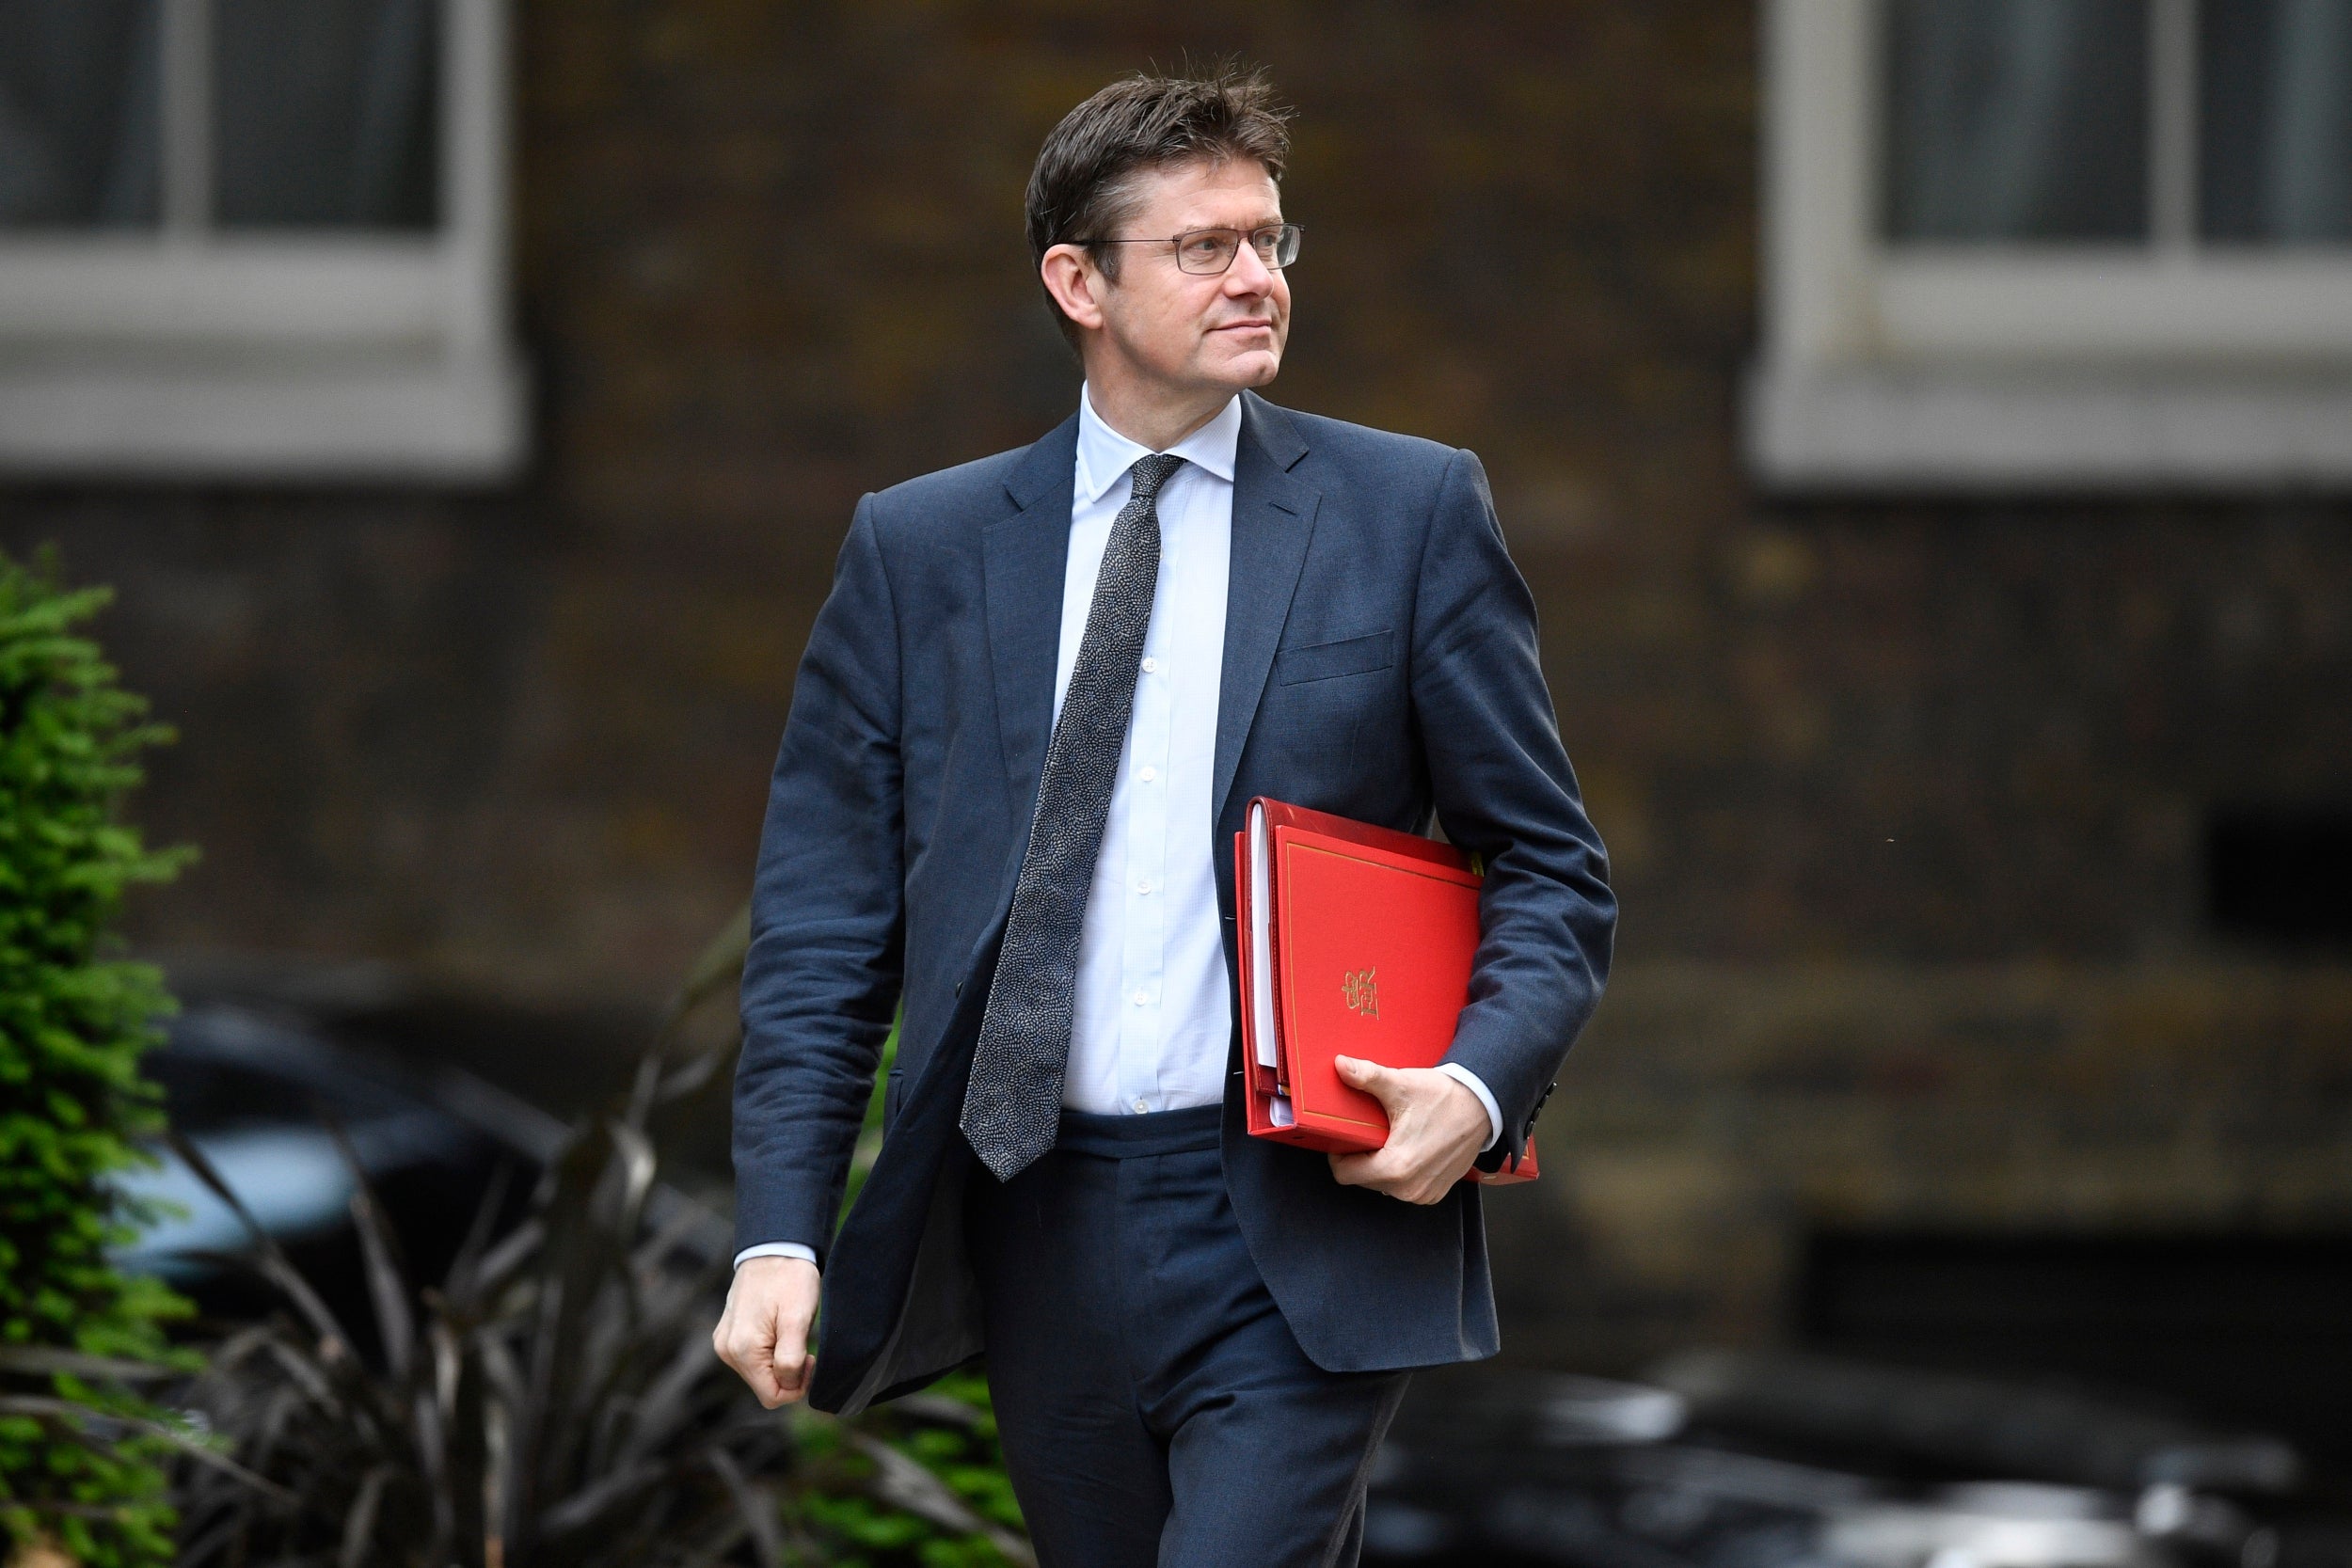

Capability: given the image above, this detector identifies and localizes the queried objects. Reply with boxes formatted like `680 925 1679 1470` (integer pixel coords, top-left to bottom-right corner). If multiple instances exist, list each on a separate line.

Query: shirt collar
1073 384 1243 505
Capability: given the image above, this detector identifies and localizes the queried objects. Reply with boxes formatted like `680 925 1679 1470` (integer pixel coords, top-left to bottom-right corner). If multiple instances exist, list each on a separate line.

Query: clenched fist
712 1254 822 1407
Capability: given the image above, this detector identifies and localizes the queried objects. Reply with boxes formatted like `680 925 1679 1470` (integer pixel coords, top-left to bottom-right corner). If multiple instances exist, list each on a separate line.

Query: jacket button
954 979 963 996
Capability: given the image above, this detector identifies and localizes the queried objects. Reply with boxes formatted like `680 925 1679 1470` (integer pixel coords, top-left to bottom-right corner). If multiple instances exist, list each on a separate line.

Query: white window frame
1749 0 2352 492
0 0 527 483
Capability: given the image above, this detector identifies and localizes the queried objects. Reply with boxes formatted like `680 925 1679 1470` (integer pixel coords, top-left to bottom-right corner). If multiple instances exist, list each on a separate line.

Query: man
716 68 1613 1566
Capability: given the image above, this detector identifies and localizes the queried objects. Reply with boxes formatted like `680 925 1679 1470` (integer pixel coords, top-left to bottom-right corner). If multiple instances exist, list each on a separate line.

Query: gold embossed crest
1341 968 1378 1019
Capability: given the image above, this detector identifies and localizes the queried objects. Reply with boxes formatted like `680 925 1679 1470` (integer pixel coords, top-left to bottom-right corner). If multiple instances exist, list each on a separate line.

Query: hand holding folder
1234 798 1538 1185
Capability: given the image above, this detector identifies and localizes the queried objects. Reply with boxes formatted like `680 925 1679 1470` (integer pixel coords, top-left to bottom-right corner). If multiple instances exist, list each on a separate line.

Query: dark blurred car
1363 1356 2344 1568
113 1003 558 1333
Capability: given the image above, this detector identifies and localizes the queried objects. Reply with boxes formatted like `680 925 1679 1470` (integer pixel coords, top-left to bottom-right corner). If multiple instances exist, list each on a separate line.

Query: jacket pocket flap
1273 628 1393 685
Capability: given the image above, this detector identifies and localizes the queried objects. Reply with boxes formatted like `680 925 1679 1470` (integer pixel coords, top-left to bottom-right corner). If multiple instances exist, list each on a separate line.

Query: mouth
1213 320 1276 335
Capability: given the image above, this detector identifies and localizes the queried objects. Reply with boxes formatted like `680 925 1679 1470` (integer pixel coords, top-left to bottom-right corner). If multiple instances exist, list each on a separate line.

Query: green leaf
0 547 191 1568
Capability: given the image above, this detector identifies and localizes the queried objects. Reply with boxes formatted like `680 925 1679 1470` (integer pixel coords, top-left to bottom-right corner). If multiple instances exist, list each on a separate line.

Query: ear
1041 243 1107 334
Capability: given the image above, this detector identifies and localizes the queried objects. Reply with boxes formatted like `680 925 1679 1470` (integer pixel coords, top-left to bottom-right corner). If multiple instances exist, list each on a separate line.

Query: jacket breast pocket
1273 628 1393 686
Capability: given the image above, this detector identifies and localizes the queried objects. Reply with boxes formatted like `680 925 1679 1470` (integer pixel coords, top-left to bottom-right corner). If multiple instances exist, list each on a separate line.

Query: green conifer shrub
0 550 194 1567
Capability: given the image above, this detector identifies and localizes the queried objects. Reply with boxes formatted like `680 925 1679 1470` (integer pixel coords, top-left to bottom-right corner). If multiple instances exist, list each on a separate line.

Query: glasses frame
1073 223 1304 276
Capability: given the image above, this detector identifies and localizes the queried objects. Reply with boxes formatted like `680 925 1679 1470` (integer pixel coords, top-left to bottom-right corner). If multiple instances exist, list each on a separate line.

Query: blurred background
3 0 2351 1555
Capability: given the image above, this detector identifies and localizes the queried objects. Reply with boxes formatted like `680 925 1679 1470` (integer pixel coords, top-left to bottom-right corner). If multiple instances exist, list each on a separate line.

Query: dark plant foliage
0 550 197 1568
172 913 1029 1567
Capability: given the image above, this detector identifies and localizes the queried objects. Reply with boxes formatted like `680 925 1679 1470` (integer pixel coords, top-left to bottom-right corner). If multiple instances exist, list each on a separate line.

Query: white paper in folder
1248 800 1278 1071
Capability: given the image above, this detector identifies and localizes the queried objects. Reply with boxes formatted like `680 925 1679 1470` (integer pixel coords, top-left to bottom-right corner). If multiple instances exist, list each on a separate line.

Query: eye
1181 232 1232 261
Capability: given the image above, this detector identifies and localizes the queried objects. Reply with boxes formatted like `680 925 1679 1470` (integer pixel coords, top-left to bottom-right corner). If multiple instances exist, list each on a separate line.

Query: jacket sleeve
732 496 905 1266
1414 449 1616 1160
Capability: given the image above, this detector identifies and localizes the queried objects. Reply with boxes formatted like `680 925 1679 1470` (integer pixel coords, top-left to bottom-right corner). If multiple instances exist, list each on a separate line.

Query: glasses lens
1266 224 1300 268
1176 230 1241 273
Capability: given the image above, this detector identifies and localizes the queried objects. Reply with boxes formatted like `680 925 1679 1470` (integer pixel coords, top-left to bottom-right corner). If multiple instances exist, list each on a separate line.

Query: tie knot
1128 452 1184 503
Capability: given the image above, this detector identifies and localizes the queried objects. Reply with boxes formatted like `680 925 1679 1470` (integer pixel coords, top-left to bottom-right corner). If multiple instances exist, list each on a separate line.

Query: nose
1224 240 1277 295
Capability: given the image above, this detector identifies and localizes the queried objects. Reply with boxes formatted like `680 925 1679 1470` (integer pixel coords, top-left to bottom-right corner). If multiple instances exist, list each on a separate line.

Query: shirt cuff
734 1242 818 1271
1434 1062 1503 1152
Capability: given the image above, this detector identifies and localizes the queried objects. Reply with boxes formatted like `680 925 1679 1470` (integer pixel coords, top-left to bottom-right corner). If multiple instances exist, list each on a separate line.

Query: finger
718 1307 782 1382
1396 1148 1465 1203
775 1354 816 1403
711 1306 756 1370
721 1326 787 1405
1405 1164 1454 1204
1338 1137 1455 1203
1333 1152 1420 1203
742 1354 787 1406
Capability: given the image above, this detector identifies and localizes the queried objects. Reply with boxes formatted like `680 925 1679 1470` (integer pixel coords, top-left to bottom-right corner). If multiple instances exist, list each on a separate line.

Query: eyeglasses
1075 223 1304 276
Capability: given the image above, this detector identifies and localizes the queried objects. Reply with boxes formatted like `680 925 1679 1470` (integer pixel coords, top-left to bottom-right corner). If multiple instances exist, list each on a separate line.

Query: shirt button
1137 766 1157 783
1140 657 1158 673
1136 879 1153 895
1133 989 1150 1006
1132 1098 1151 1114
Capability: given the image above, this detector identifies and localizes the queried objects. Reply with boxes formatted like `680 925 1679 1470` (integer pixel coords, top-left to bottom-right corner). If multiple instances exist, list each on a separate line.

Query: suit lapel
1214 392 1320 825
982 415 1080 816
982 399 1317 840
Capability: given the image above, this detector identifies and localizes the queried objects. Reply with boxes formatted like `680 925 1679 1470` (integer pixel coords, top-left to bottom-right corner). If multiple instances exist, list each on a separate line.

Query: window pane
2201 0 2352 244
0 0 161 229
214 0 439 230
1883 0 2150 244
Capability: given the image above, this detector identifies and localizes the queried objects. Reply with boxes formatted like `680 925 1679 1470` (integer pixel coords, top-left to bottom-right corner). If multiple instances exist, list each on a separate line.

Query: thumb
1334 1055 1399 1103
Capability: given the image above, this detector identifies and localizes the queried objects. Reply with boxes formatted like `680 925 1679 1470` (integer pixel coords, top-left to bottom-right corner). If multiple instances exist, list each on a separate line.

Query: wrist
1440 1077 1487 1138
1432 1062 1503 1150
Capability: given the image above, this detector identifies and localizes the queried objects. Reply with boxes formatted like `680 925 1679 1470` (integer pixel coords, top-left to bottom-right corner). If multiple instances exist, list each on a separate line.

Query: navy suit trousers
965 1104 1410 1567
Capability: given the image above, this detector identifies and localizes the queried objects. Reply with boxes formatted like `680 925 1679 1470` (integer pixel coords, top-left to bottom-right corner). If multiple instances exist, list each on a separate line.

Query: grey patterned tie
961 451 1186 1180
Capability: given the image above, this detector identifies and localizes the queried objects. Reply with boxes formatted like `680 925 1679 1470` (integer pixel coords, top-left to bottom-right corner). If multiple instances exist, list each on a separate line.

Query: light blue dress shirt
1055 386 1242 1118
736 388 1498 1271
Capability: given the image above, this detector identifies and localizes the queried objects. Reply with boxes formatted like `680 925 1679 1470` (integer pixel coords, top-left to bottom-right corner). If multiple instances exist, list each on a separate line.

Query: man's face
1086 157 1290 397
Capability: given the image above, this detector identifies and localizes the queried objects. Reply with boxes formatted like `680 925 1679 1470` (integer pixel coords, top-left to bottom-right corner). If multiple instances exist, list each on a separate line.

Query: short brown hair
1025 67 1293 341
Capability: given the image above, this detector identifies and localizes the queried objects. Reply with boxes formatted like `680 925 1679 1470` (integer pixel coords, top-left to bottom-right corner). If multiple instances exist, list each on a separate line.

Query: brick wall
5 0 2348 1366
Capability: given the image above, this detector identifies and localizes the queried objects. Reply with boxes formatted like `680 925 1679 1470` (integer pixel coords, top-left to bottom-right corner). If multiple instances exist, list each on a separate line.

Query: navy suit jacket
734 391 1614 1414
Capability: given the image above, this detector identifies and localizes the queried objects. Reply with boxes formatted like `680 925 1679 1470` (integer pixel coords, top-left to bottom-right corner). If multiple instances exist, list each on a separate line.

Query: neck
1081 364 1237 452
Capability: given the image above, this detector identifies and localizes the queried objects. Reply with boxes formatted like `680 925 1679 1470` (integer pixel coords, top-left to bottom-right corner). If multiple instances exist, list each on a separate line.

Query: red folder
1235 798 1537 1184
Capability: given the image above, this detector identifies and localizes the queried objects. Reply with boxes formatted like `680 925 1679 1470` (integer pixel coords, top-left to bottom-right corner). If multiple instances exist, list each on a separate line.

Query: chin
1207 348 1283 388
